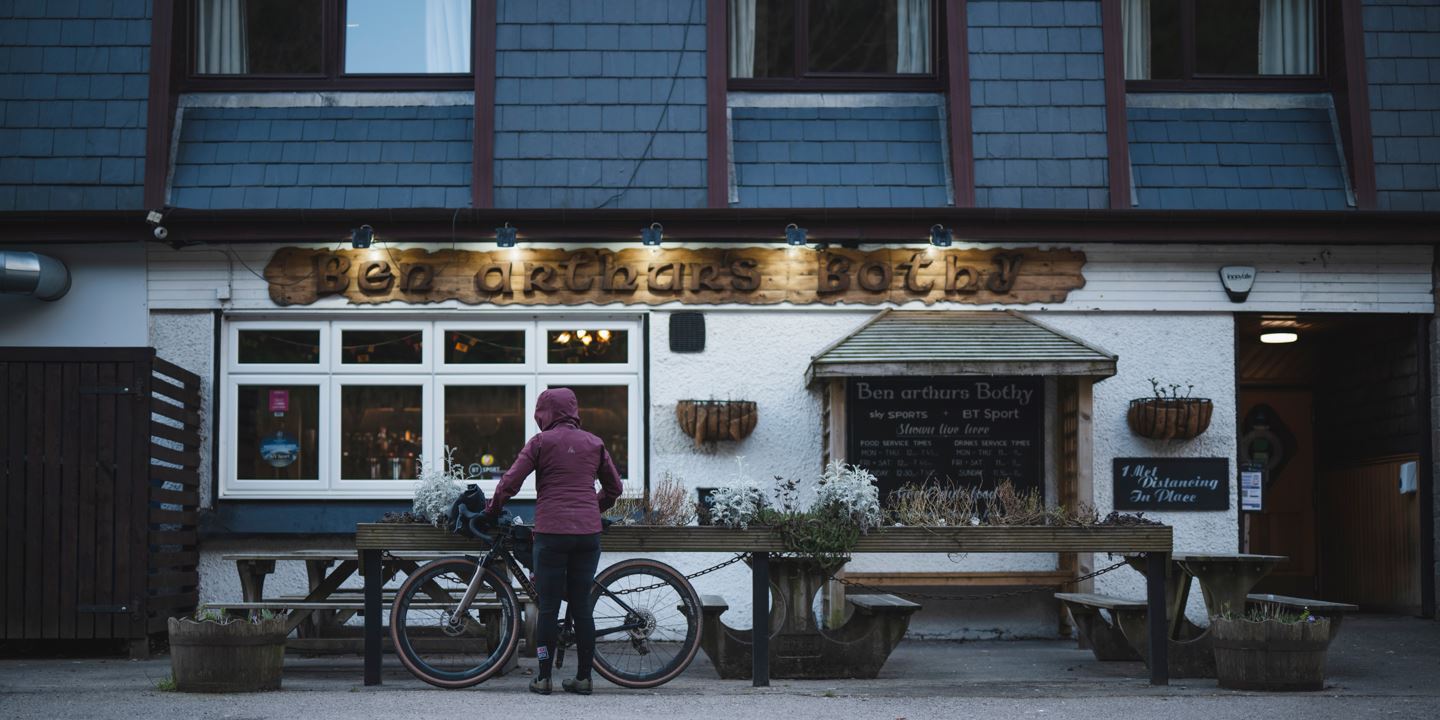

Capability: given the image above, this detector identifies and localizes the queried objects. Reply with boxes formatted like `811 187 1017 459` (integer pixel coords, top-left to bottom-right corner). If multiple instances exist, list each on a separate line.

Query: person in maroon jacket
485 387 623 695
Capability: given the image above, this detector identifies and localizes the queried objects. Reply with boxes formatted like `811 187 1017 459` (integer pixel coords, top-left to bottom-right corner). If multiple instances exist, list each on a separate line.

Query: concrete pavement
1 615 1437 719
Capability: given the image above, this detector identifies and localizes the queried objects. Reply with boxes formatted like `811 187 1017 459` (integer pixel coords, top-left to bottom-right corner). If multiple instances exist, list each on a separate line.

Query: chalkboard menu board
846 376 1044 502
1113 457 1230 511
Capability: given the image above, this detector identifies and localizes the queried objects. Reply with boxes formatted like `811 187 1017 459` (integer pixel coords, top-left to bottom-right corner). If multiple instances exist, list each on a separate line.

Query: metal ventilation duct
0 251 71 301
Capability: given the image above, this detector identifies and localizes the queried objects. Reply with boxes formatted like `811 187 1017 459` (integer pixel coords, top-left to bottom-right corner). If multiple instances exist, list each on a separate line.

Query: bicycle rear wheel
589 558 702 689
390 557 521 689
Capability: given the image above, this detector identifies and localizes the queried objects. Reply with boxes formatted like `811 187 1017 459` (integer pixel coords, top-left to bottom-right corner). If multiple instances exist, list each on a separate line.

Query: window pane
344 0 472 74
444 386 527 480
445 330 525 365
194 0 323 75
732 0 796 78
1196 0 1260 75
1142 0 1183 80
550 385 628 477
808 0 930 74
238 329 320 364
340 386 423 480
236 385 319 479
341 330 424 365
547 329 628 364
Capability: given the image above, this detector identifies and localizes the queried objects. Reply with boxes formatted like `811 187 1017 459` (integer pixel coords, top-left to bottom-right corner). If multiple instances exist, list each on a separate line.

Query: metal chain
611 553 750 595
826 558 1131 603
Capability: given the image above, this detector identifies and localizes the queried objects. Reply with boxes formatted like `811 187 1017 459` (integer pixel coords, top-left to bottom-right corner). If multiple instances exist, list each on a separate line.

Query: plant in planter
1127 379 1214 440
411 445 468 527
1212 602 1331 691
167 609 288 692
704 459 881 565
603 471 698 526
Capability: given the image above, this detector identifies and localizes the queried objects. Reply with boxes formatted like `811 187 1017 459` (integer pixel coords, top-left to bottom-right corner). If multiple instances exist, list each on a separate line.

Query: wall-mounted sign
1113 457 1230 511
264 247 1086 307
1239 462 1263 511
847 376 1045 504
260 430 300 468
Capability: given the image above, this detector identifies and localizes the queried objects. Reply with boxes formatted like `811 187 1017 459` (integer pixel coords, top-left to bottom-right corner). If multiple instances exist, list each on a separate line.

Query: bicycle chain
826 558 1130 603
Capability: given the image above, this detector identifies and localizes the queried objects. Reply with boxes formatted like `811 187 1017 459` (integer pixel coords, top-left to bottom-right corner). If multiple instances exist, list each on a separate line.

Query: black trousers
532 531 602 680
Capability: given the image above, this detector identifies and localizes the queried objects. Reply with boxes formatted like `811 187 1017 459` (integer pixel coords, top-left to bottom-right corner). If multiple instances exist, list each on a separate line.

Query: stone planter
1127 398 1213 440
1212 616 1331 691
168 616 287 692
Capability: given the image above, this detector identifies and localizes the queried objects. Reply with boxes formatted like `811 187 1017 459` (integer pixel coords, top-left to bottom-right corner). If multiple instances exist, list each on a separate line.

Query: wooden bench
1247 593 1359 643
1054 592 1145 661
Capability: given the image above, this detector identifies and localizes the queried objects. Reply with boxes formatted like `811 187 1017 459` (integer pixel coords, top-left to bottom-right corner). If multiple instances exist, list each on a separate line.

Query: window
222 318 643 499
1124 0 1324 88
729 0 940 89
186 0 473 89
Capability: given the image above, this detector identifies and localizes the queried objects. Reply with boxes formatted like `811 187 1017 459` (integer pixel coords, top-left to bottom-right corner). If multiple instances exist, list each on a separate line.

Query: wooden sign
847 376 1045 504
264 246 1086 306
1113 457 1230 512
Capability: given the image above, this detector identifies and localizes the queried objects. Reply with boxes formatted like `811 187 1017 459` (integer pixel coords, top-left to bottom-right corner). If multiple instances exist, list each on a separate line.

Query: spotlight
929 224 952 248
495 222 517 248
785 223 808 247
642 222 663 246
350 224 374 249
1260 332 1298 344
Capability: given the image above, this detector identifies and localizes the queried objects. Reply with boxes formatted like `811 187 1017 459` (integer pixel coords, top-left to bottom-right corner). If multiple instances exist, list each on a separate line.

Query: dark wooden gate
1 348 201 654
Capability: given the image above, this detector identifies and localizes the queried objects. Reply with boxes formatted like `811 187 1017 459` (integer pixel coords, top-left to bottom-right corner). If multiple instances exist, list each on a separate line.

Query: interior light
495 223 517 248
350 224 374 249
580 335 593 346
929 224 952 248
642 222 663 246
785 223 808 247
1260 332 1299 344
555 332 572 344
597 329 612 341
576 330 589 339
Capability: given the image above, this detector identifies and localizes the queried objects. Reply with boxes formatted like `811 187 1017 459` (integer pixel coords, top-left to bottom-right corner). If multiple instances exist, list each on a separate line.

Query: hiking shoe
562 677 592 695
529 677 552 695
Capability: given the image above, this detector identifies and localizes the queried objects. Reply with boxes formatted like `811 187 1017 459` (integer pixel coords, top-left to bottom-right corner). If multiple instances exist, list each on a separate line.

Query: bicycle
389 517 703 689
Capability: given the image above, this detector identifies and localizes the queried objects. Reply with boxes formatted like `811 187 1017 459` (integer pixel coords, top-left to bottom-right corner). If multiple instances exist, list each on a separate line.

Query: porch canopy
804 309 1117 385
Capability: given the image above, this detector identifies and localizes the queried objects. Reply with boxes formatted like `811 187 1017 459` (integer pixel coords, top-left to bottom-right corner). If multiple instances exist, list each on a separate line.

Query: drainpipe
0 251 71 301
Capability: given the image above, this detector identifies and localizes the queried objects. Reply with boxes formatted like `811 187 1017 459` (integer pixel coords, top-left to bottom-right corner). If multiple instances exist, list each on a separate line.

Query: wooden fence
0 348 202 656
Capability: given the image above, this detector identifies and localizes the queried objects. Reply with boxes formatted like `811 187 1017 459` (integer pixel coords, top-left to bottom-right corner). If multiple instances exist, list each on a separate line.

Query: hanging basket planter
1127 398 1213 440
676 400 758 448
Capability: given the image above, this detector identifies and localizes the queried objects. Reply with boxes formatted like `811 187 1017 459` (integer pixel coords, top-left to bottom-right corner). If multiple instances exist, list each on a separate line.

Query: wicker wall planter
1127 398 1213 440
676 400 758 447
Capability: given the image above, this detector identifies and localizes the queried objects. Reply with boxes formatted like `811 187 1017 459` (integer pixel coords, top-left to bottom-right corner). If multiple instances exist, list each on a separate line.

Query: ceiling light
1260 332 1298 344
929 224 952 248
495 223 517 248
642 222 663 246
785 223 808 247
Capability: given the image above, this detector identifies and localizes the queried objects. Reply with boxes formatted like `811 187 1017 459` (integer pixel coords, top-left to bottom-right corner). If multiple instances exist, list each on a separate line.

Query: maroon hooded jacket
485 388 624 534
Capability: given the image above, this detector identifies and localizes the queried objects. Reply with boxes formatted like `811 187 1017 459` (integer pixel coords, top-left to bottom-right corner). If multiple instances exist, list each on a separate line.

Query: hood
535 387 581 431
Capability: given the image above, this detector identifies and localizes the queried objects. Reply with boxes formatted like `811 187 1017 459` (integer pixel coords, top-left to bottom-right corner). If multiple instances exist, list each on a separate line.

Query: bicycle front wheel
589 558 702 689
390 557 521 689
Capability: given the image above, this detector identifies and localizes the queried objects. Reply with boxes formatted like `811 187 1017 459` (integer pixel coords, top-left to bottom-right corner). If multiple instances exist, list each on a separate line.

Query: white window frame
220 316 644 499
435 321 535 374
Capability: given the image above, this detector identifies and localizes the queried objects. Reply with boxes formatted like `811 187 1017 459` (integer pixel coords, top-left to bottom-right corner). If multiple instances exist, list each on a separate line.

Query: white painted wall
0 242 148 346
150 311 217 507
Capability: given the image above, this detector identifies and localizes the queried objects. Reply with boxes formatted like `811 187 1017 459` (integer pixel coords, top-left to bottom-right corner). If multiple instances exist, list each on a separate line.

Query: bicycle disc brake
626 609 657 655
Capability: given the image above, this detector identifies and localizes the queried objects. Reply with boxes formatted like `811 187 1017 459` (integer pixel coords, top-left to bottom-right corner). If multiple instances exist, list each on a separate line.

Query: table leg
1146 552 1170 686
362 549 383 686
751 551 769 688
236 559 275 603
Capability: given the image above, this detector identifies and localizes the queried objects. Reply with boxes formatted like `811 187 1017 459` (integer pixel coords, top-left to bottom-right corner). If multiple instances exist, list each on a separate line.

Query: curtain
1122 0 1150 80
425 0 471 74
729 0 756 78
195 0 248 75
1259 0 1316 75
895 0 931 73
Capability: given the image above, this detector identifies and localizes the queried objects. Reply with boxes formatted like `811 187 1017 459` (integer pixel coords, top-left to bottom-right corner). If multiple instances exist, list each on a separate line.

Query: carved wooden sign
264 247 1086 306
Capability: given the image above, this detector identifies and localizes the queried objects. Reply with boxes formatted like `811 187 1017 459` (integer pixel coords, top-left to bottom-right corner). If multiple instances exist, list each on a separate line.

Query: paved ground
2 615 1437 719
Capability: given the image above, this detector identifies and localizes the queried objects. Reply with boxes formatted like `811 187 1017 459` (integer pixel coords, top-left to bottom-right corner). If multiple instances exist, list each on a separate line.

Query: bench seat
1054 592 1144 662
848 594 922 612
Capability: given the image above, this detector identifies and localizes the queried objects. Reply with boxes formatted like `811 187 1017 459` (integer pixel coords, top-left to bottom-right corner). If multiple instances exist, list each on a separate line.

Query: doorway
1237 314 1428 613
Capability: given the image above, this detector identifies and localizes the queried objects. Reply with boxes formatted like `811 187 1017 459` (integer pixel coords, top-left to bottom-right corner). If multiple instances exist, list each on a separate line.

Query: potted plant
167 610 288 692
1211 603 1331 691
1127 379 1213 440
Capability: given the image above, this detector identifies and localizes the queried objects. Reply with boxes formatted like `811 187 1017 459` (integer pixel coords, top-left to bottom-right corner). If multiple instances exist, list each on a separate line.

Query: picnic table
354 523 1175 687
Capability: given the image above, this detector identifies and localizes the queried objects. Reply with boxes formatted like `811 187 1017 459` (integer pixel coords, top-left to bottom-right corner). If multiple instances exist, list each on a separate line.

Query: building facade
2 0 1437 636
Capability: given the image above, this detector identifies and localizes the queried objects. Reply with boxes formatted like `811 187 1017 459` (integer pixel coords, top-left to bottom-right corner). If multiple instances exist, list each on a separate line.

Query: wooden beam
471 0 497 209
705 0 729 207
945 0 975 207
1100 0 1132 209
143 0 177 209
844 571 1073 587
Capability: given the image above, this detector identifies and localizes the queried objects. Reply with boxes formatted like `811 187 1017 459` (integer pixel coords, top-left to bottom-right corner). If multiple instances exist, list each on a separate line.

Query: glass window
340 385 423 480
238 329 321 365
445 330 525 365
344 0 472 74
194 0 323 75
341 329 424 365
731 0 934 83
1125 0 1319 83
444 385 527 480
235 385 320 479
550 385 629 478
547 329 628 365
